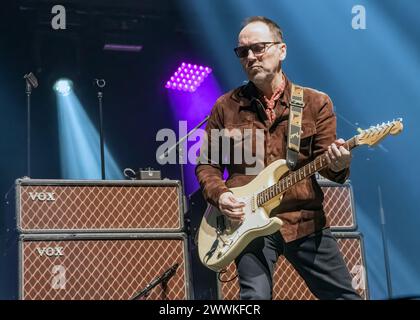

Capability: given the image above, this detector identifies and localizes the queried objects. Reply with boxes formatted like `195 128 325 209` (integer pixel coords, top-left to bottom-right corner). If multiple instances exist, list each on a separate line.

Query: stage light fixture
165 62 212 93
53 79 73 96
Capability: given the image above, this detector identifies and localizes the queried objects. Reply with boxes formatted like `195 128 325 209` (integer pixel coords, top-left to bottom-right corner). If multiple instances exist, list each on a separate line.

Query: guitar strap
286 84 305 170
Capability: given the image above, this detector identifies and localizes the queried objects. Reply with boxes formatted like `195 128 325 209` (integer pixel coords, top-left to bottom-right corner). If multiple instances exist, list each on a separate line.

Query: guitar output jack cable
218 268 239 283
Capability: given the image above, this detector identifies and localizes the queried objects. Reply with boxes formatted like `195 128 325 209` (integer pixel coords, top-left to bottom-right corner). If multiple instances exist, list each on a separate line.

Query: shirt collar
233 71 292 109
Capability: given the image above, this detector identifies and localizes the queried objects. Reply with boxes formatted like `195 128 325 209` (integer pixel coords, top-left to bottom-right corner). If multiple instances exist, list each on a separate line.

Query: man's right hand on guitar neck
218 192 245 222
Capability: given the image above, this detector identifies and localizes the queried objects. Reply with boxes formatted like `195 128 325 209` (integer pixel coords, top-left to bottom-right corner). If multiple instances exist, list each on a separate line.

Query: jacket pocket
299 122 316 158
222 122 254 162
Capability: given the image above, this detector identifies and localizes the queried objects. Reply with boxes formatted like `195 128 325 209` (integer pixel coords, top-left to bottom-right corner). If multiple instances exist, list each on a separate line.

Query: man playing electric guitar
196 16 361 300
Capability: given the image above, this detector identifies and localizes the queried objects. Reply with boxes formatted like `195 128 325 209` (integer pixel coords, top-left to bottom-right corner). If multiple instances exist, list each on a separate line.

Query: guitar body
197 159 289 272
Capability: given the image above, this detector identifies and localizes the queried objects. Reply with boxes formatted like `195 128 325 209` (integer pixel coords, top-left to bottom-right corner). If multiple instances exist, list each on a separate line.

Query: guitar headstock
357 118 403 146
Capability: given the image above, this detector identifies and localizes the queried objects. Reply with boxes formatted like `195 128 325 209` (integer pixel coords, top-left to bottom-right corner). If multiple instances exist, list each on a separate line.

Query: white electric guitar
198 119 403 272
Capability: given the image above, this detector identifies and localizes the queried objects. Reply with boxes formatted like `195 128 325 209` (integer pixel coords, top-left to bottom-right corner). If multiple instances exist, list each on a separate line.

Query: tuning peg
357 128 363 133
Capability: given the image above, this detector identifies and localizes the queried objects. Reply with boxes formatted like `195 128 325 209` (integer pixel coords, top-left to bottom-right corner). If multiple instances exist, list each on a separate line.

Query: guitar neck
256 137 358 206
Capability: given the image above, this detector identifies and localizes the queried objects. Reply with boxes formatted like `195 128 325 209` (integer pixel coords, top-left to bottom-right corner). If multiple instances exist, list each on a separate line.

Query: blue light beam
56 91 123 180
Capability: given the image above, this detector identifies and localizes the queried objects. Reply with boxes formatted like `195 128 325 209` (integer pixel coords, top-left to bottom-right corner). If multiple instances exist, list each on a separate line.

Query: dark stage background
1 0 419 299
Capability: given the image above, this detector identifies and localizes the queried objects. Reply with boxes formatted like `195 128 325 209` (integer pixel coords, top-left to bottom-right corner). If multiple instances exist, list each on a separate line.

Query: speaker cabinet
16 179 184 233
219 232 368 300
319 181 357 231
19 233 191 300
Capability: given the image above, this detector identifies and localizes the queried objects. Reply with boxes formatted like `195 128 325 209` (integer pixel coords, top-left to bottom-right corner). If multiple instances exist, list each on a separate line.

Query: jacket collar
231 72 292 109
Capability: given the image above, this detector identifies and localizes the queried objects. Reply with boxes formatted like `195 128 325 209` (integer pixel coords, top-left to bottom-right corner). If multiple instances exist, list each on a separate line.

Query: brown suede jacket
195 73 349 242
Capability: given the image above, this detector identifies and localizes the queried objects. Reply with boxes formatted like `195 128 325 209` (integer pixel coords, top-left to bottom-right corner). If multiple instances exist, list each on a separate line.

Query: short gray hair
241 16 284 42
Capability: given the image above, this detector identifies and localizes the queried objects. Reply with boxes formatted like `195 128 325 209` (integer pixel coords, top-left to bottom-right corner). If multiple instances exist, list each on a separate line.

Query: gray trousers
235 228 362 300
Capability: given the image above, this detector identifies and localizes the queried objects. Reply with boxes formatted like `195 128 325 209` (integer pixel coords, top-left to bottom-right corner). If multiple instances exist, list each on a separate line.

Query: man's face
237 22 286 85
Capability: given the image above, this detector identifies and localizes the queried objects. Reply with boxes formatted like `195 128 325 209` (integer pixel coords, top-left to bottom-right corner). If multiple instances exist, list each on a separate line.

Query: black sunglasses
234 42 281 58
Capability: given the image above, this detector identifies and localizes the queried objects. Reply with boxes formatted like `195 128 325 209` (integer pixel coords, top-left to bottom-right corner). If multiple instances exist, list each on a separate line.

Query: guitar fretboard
256 137 357 206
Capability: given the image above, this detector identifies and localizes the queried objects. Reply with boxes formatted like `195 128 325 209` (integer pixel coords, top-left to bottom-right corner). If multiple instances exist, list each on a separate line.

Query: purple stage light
165 62 212 92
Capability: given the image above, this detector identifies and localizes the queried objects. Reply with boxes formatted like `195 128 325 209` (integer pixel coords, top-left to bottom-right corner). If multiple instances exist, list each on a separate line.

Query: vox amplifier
319 181 357 231
16 179 184 233
19 233 191 300
218 232 368 300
